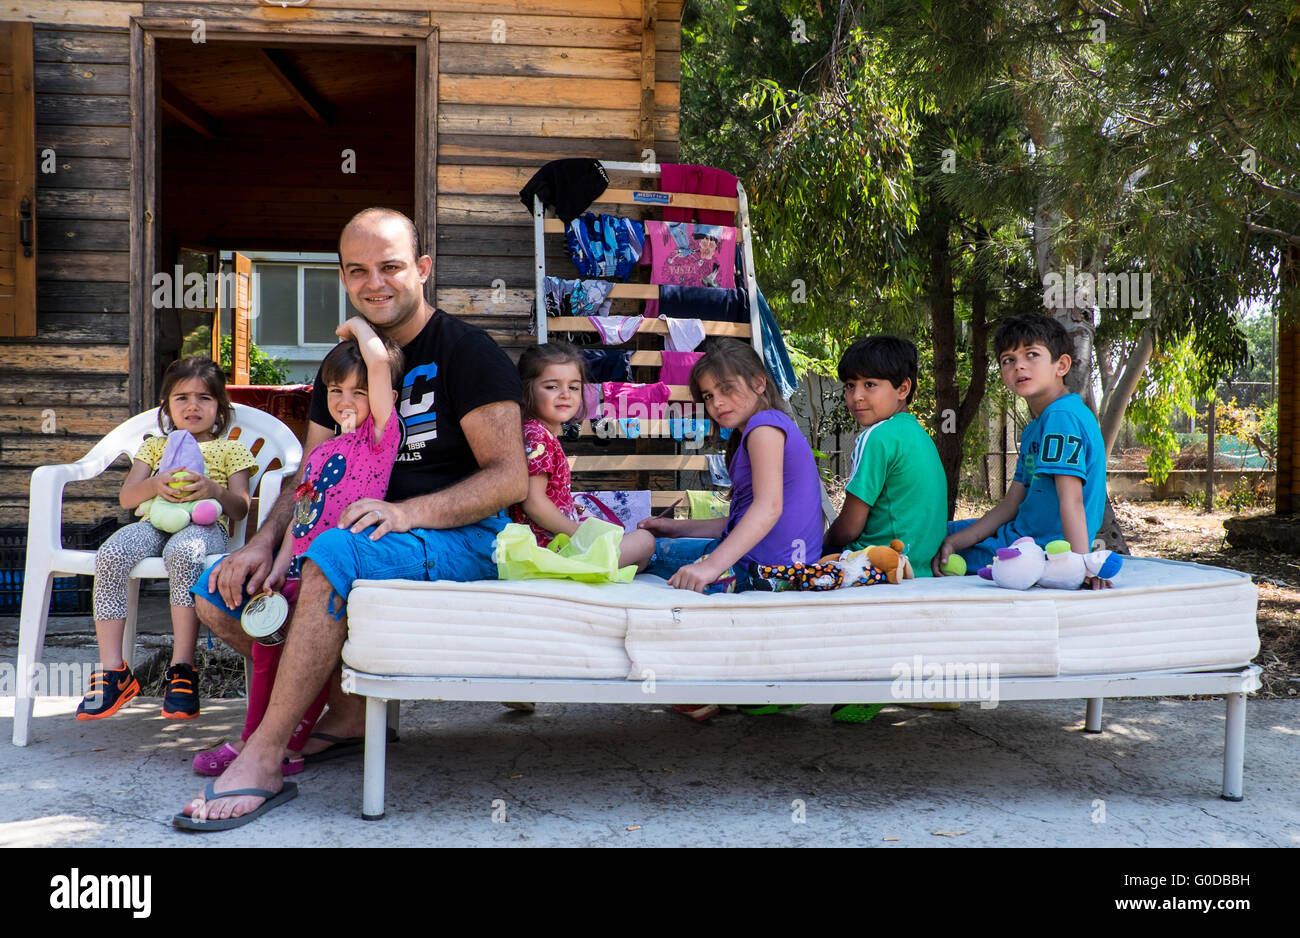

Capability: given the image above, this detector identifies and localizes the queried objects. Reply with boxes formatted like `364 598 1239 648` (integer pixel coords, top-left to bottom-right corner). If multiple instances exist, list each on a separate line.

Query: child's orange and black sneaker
76 664 140 721
161 662 200 720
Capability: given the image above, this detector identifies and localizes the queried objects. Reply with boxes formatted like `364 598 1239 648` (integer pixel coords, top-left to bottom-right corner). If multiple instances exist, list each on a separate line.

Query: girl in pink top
508 341 654 569
192 317 404 777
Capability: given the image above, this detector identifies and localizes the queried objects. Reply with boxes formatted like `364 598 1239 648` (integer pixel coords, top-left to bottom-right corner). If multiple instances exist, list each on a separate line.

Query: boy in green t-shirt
825 336 948 577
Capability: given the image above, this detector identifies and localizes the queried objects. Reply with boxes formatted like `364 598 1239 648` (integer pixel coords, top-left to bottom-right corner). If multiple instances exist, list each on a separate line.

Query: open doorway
154 39 416 389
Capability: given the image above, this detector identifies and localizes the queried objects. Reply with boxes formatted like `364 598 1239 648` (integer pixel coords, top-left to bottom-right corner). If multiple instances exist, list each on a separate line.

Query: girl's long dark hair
688 337 787 472
517 340 587 423
157 357 232 436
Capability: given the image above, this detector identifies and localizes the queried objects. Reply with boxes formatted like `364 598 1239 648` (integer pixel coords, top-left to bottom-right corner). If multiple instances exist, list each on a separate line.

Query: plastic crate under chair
0 518 120 616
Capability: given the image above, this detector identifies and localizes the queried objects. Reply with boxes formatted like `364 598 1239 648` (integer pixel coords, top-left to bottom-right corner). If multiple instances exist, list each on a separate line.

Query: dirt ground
1112 499 1299 700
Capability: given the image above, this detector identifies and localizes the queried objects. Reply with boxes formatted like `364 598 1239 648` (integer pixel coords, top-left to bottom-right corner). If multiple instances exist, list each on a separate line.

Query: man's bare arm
339 400 527 535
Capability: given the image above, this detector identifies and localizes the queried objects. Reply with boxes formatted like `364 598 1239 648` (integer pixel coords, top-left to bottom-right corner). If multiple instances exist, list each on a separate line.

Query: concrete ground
3 599 1298 848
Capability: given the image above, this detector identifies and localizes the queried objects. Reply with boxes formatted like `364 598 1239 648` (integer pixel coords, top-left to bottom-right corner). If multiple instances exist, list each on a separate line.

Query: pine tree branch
1245 221 1300 246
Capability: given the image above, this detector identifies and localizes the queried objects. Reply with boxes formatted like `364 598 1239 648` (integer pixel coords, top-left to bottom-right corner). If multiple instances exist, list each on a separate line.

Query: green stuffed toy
135 430 222 533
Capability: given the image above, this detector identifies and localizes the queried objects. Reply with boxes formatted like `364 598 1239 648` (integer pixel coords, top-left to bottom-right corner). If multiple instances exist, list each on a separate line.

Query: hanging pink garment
661 164 739 225
645 221 737 290
659 351 702 385
603 381 672 407
583 384 603 423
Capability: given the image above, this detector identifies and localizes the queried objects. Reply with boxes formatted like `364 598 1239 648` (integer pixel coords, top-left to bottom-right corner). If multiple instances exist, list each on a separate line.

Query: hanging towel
659 315 706 352
706 453 732 486
649 285 749 322
566 213 644 281
687 489 730 519
645 221 737 289
756 286 799 400
669 417 710 442
658 350 702 385
582 383 603 423
519 158 609 224
581 348 632 383
588 315 644 344
660 164 739 225
602 381 671 408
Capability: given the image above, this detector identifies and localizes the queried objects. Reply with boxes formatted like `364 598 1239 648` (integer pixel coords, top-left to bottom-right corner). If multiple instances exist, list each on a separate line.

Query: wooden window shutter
231 251 251 385
0 22 36 337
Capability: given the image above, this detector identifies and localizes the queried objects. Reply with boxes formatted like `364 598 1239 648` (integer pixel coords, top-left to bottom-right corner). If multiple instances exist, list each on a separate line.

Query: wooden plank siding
0 26 131 526
0 1 681 528
432 0 680 333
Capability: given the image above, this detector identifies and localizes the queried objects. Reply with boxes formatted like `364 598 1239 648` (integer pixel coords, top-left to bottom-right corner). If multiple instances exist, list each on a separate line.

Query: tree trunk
1099 325 1155 456
1029 126 1127 551
927 192 962 515
1205 394 1216 512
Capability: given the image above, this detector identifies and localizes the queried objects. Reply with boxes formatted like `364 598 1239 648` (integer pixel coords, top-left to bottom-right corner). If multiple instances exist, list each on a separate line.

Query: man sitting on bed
178 207 527 829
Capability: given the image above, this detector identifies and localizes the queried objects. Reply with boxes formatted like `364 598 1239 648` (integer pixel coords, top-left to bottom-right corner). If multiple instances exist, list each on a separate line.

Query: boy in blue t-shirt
933 315 1111 589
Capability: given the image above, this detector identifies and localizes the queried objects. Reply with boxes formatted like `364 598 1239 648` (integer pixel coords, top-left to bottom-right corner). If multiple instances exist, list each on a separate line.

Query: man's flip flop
302 727 398 765
172 780 298 832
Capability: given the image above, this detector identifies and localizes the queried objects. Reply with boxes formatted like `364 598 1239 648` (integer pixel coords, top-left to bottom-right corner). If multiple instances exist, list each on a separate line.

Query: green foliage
1217 397 1277 469
222 335 291 386
1128 335 1199 485
181 325 290 385
679 0 1292 494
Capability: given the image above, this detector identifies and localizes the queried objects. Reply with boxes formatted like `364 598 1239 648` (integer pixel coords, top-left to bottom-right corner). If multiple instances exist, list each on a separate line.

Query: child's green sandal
735 704 806 716
830 703 886 723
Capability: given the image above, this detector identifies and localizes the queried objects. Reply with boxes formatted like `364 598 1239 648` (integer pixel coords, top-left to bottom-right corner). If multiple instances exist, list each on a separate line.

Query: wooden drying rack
532 161 761 507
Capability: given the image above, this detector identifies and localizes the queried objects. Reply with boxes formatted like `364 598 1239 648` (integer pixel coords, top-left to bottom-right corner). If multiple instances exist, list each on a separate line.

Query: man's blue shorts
948 518 998 572
191 513 509 620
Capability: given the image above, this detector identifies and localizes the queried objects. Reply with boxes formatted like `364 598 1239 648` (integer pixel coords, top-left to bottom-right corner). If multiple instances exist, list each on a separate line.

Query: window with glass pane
255 265 299 346
303 267 343 344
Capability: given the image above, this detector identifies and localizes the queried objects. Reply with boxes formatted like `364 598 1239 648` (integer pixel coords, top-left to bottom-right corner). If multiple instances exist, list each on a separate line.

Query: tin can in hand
241 590 289 646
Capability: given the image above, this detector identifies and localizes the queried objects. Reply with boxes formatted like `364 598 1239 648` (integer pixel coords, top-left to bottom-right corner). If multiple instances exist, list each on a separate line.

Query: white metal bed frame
342 664 1262 820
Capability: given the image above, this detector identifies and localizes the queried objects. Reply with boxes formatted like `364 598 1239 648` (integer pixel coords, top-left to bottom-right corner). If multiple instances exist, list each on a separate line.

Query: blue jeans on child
947 518 998 571
645 537 760 593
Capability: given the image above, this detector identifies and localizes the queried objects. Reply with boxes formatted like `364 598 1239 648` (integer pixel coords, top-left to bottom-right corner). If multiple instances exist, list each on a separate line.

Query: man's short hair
837 335 918 404
993 314 1073 363
338 208 421 268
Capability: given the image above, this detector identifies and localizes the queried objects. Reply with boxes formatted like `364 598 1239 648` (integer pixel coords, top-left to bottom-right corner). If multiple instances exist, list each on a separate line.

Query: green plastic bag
493 519 637 584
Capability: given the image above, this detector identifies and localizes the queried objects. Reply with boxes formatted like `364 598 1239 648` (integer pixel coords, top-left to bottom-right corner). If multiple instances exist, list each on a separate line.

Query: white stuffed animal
977 537 1122 590
977 536 1046 590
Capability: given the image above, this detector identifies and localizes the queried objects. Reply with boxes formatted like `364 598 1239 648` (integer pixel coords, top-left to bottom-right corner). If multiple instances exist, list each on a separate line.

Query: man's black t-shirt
309 310 522 503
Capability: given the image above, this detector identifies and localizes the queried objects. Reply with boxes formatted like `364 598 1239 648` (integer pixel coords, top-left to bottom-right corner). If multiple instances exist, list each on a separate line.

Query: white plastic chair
11 403 303 746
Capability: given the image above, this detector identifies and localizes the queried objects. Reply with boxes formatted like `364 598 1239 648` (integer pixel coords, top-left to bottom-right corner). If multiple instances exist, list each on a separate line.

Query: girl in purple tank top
638 338 823 594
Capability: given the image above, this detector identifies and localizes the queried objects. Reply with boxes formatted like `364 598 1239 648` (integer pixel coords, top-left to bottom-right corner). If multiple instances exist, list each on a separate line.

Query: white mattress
342 557 1258 681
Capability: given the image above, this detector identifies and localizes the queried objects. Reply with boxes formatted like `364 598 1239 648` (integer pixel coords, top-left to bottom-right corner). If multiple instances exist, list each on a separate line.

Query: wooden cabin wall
0 1 681 531
430 1 683 348
0 27 132 528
